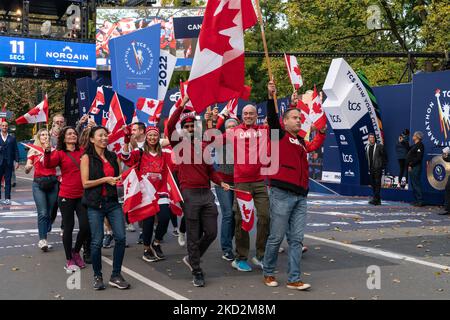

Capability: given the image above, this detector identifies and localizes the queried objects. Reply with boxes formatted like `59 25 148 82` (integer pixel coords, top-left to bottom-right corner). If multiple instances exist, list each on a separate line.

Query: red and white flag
308 85 326 130
122 167 160 223
136 97 164 123
166 165 183 216
107 128 125 155
179 80 194 109
118 18 136 35
216 98 239 128
235 189 255 232
16 94 48 124
187 0 257 113
296 100 312 138
284 54 303 90
105 92 125 133
21 143 44 155
89 87 105 115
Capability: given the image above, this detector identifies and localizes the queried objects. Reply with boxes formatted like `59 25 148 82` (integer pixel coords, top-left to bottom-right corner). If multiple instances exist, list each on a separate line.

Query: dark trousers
398 159 408 184
0 162 13 199
410 165 423 203
369 168 382 201
181 188 218 274
179 216 186 233
58 197 90 261
142 204 171 246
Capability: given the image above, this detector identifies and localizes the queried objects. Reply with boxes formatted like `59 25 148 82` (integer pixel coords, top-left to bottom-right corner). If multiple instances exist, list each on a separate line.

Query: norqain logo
45 45 89 61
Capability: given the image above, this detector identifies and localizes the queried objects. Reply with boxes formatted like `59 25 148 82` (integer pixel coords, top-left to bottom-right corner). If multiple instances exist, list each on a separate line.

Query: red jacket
44 149 84 199
227 123 269 184
167 106 223 190
266 99 326 195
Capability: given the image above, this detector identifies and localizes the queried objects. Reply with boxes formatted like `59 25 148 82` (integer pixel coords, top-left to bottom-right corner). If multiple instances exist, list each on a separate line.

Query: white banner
158 50 177 100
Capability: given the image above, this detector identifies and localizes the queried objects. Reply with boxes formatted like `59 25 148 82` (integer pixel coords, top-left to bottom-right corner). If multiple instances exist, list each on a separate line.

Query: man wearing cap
167 94 230 287
406 131 425 206
365 133 387 205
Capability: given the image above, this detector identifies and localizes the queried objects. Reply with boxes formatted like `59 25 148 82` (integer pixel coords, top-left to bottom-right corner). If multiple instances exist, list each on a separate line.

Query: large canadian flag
284 54 303 90
235 189 255 232
308 85 327 130
89 87 105 115
16 94 48 124
122 167 160 223
187 0 257 113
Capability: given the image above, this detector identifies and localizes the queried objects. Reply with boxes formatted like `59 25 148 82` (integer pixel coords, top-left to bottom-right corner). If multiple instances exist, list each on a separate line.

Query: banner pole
254 0 278 113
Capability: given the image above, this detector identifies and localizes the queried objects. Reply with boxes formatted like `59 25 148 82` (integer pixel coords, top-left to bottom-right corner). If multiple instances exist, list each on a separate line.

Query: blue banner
76 77 98 116
0 36 96 70
109 25 160 104
173 16 203 39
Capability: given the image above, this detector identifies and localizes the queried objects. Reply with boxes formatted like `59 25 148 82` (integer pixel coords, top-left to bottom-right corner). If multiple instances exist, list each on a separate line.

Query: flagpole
254 0 278 113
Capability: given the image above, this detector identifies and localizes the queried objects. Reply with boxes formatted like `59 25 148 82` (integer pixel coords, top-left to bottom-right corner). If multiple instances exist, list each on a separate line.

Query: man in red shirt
167 94 230 287
263 81 326 291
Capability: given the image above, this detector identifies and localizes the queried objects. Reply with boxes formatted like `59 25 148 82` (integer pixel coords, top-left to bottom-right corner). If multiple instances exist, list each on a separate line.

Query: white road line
356 219 422 225
305 234 450 271
102 256 189 300
309 211 361 219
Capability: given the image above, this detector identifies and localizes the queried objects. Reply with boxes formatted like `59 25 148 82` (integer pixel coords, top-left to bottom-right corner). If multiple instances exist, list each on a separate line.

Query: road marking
309 211 361 219
356 219 422 225
305 234 450 271
102 256 189 300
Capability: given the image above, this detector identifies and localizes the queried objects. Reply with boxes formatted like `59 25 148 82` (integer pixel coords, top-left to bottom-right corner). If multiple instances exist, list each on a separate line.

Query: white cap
443 147 450 154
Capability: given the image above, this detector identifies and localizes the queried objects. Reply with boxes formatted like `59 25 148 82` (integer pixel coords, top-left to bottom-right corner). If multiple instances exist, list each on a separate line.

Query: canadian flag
296 100 312 138
284 54 303 90
118 18 136 35
166 165 184 216
308 85 327 130
235 189 255 232
136 97 164 123
179 80 194 109
16 94 49 124
187 0 257 113
105 92 125 134
122 167 160 223
105 93 126 154
21 143 44 155
88 87 105 115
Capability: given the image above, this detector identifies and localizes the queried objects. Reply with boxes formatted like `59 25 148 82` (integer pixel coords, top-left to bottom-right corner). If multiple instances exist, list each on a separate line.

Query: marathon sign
322 58 381 186
173 16 203 39
0 36 96 70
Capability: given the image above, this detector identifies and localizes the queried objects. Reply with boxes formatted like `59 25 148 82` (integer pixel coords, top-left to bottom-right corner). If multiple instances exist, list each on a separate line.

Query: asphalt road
0 169 449 300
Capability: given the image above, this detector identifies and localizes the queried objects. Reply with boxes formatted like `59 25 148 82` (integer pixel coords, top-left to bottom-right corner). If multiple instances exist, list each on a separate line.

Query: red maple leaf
312 102 322 114
28 106 41 116
242 204 253 220
113 142 121 153
300 112 306 124
293 65 301 77
126 180 132 194
199 1 240 56
146 100 156 109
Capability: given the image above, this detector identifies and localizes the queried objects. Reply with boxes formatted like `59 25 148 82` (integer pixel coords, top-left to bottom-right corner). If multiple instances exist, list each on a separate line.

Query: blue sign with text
0 36 96 70
173 16 203 39
109 25 160 104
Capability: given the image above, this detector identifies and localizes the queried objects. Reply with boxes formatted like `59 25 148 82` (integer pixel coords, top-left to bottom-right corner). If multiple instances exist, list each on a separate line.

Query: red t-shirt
102 159 115 196
44 149 84 199
28 154 56 178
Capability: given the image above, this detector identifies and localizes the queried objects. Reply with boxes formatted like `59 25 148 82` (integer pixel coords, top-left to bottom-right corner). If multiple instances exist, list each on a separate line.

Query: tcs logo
348 101 361 111
342 154 354 163
330 114 342 123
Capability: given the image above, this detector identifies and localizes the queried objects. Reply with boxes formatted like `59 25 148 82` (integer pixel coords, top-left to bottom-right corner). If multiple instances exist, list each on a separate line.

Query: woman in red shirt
24 129 58 252
121 125 172 263
43 126 89 273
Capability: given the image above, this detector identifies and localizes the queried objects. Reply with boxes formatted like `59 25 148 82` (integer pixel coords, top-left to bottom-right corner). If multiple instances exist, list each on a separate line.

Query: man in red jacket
223 104 271 272
262 81 326 291
167 94 230 288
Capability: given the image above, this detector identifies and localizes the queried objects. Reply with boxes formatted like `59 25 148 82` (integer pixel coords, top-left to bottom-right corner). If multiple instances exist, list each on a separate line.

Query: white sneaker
59 229 64 237
278 247 285 253
251 256 264 269
38 240 49 252
178 232 186 247
3 199 11 205
126 224 136 232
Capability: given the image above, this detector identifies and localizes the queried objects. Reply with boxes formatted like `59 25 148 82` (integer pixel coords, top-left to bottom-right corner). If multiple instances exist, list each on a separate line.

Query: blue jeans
32 180 58 240
263 187 307 283
215 185 235 254
87 201 126 278
410 165 423 202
